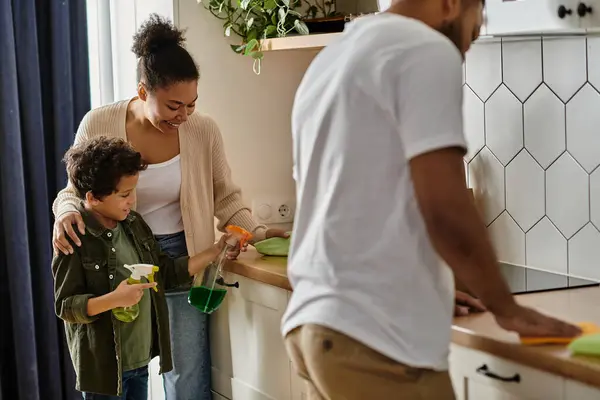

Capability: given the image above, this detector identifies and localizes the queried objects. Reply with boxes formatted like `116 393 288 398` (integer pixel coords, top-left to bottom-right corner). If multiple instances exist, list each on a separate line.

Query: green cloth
254 235 291 256
52 203 193 396
112 223 152 371
568 333 600 356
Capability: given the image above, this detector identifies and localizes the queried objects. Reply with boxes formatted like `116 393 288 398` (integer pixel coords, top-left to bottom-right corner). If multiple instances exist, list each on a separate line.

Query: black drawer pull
476 364 521 383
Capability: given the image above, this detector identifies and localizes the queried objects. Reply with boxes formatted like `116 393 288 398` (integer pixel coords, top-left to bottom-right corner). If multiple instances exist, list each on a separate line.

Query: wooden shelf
261 33 340 51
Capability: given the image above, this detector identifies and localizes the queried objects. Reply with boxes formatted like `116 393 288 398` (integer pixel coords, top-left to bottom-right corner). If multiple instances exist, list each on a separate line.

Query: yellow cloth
520 322 600 345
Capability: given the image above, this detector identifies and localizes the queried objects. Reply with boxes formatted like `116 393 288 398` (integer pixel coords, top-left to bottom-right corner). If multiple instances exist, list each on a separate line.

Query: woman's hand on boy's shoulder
53 211 86 255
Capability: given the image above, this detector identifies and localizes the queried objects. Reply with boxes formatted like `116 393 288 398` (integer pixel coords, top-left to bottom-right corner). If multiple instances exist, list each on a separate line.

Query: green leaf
264 24 277 37
241 0 251 9
294 19 309 35
271 12 277 24
251 51 264 60
247 28 258 41
264 0 277 10
244 38 259 55
288 9 301 16
246 17 254 28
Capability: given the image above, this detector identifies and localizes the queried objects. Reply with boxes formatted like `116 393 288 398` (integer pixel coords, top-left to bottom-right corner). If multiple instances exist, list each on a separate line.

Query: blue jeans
155 231 212 400
82 366 148 400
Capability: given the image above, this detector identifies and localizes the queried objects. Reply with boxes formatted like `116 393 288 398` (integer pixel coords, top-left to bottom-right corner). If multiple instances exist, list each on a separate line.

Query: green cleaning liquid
112 304 139 322
188 286 227 314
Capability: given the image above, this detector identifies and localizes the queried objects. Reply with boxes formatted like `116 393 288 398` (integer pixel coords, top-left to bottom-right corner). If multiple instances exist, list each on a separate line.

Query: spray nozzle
124 264 160 291
224 225 253 248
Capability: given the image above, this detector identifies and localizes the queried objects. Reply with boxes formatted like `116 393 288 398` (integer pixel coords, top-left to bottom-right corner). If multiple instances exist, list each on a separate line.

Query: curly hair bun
131 13 186 58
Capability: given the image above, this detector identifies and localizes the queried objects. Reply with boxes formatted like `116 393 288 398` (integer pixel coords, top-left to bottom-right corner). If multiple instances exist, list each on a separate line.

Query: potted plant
202 0 310 73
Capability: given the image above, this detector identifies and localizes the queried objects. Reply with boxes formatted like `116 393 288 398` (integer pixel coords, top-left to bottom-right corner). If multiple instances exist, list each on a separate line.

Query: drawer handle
476 364 521 383
216 276 240 288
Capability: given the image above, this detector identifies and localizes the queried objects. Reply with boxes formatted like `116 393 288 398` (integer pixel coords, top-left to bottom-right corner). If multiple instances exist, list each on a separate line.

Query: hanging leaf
244 39 259 55
288 10 301 17
241 0 251 9
251 51 264 60
278 7 286 22
246 17 254 29
224 24 232 36
230 44 246 54
294 19 309 35
271 12 277 24
282 0 290 6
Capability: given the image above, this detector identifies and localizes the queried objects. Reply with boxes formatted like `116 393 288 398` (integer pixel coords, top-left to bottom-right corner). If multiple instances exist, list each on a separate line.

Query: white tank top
136 155 184 235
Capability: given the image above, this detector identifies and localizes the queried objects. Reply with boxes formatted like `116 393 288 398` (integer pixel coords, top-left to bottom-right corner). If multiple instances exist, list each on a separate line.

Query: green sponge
254 236 291 256
568 333 600 356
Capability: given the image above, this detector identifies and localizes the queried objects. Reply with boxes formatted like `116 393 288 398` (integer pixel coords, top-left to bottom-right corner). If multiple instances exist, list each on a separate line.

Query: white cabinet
449 345 564 400
484 0 600 35
485 0 581 35
579 1 600 28
211 297 235 399
227 274 293 400
565 379 600 399
148 357 165 400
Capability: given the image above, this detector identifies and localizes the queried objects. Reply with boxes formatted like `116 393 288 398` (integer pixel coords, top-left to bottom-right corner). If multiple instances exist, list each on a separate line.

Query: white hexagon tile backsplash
464 36 600 280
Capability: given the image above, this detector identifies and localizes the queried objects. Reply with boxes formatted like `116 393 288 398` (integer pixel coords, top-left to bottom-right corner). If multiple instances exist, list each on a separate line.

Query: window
85 0 173 108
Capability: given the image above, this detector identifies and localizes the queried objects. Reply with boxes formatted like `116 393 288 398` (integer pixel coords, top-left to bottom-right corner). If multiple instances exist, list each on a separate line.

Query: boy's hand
110 280 156 308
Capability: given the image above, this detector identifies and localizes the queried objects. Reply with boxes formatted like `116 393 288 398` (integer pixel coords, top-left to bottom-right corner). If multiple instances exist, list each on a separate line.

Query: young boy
52 137 227 399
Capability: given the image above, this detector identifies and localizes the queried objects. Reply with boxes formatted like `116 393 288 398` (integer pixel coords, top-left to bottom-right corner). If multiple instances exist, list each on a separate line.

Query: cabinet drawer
565 379 600 399
450 345 563 400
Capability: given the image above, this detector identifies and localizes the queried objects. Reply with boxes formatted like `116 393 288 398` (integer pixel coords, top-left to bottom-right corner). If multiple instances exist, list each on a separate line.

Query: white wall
464 36 600 282
176 0 316 209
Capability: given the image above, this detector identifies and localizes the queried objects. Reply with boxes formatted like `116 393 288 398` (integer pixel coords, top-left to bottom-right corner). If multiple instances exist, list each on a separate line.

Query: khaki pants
285 324 456 400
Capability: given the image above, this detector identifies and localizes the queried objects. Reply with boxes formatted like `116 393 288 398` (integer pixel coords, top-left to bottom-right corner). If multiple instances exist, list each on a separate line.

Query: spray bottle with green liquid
188 225 252 314
112 264 159 323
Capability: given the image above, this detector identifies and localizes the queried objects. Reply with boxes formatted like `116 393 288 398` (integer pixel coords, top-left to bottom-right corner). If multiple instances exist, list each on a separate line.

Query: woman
52 14 287 400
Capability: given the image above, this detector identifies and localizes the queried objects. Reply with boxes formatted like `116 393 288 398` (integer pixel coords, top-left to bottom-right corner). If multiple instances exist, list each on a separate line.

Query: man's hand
495 304 581 338
454 290 486 316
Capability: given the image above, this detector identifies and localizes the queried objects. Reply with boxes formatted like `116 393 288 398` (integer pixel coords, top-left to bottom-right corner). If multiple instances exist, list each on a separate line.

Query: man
281 0 581 399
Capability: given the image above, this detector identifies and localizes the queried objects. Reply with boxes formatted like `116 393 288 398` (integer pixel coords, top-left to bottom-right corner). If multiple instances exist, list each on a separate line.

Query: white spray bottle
112 264 159 323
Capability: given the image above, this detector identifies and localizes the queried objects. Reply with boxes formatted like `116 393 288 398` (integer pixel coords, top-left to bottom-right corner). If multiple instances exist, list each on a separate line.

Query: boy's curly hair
63 137 147 200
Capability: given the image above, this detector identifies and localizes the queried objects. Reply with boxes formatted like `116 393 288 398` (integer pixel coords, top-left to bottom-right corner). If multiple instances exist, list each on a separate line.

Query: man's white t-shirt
281 13 467 370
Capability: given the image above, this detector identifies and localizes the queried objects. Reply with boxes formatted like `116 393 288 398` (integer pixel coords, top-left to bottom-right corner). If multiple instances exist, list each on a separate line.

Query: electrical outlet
252 197 295 224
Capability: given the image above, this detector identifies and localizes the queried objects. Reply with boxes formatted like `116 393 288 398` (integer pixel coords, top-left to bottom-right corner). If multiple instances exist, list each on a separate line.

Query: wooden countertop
453 287 600 388
226 248 291 290
227 249 600 388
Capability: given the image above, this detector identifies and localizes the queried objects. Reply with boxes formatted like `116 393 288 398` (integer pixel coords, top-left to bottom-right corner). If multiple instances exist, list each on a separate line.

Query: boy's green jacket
52 205 192 396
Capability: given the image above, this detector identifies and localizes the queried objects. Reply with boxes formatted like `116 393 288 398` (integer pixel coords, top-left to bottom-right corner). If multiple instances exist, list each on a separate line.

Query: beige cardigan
52 99 266 256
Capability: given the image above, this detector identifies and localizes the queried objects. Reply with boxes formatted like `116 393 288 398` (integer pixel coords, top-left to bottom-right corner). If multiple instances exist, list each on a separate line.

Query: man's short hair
63 137 148 199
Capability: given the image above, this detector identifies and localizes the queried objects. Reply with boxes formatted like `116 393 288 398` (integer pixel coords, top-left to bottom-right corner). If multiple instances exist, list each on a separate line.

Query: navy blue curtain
0 0 90 399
